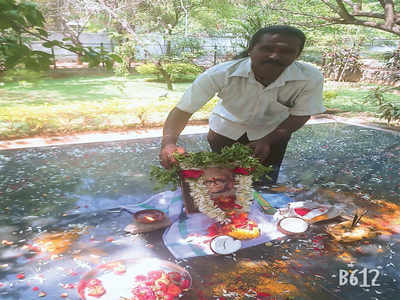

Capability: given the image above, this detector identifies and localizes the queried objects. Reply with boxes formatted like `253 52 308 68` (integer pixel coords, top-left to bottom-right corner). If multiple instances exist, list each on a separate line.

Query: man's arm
159 107 192 168
250 115 310 163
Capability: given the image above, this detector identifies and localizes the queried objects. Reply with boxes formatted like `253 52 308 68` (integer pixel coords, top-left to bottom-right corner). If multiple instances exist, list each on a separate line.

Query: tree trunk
157 61 173 90
166 29 172 57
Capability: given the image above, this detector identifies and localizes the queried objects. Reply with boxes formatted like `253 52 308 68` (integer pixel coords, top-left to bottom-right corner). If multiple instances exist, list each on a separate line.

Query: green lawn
0 72 396 140
323 82 379 113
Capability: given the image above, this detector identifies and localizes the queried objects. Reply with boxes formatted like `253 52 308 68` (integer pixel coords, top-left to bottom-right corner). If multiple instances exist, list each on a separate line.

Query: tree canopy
0 0 52 70
266 0 400 38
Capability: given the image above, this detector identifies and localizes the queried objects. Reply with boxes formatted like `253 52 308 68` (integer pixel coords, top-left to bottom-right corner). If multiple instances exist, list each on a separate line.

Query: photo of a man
203 167 241 211
203 167 235 195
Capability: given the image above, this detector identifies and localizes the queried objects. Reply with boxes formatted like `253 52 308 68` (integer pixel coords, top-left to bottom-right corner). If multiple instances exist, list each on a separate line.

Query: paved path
1 116 397 150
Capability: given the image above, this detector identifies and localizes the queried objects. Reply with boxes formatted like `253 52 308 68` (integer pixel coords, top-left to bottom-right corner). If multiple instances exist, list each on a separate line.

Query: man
159 25 325 184
203 167 239 211
203 167 235 195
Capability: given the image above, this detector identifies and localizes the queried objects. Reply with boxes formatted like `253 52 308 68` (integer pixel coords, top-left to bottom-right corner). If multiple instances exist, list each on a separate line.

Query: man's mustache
263 59 285 66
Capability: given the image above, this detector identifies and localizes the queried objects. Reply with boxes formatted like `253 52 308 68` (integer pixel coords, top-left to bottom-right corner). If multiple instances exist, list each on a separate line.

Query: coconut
210 235 242 255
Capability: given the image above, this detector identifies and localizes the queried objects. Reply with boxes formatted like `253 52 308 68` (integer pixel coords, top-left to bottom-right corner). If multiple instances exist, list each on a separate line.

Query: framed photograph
180 166 253 222
151 144 272 239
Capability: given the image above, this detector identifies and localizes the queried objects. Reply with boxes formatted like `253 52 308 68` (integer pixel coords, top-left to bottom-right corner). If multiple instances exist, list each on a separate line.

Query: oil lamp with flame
134 209 165 224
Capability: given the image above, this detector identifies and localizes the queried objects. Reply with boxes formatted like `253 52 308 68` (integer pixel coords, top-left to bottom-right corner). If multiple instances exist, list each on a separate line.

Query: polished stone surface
0 123 399 300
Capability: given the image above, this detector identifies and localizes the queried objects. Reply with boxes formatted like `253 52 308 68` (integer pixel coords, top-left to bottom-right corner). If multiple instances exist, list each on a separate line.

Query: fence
30 32 246 67
29 32 398 70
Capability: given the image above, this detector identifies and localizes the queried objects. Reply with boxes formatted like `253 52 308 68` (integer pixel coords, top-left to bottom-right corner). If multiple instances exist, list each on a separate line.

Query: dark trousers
207 130 289 185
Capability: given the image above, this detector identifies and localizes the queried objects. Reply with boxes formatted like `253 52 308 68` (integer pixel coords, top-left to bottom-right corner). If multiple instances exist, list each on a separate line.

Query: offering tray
77 258 191 300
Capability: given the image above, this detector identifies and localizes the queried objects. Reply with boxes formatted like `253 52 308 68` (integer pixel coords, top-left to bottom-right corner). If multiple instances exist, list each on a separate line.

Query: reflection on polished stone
0 123 399 299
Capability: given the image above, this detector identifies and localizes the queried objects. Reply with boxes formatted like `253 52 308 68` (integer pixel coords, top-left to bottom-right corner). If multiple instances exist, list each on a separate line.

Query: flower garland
150 144 272 224
150 143 272 191
184 169 254 223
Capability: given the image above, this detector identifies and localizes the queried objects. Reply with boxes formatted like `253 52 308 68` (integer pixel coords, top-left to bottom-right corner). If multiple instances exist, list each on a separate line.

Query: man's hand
248 115 310 164
159 107 192 168
249 139 271 164
159 144 185 169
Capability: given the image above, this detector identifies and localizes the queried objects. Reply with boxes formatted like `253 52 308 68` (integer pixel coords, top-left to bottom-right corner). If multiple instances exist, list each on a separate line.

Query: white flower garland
185 173 254 223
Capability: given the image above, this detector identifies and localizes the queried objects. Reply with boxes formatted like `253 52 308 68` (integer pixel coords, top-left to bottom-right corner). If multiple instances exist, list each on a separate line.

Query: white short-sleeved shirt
176 57 325 141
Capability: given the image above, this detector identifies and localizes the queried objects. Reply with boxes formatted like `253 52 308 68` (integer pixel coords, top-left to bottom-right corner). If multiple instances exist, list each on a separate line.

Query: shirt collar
228 57 252 78
278 61 307 82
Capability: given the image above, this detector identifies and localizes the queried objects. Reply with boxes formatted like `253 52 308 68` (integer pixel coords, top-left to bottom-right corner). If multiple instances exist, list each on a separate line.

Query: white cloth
176 57 326 140
163 201 285 259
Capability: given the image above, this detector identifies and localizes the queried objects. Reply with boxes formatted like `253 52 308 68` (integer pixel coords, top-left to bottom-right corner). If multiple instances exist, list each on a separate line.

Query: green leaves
80 47 122 71
150 165 180 190
0 0 122 73
365 86 400 125
378 102 400 125
136 62 202 83
0 0 49 71
149 143 273 190
42 40 62 48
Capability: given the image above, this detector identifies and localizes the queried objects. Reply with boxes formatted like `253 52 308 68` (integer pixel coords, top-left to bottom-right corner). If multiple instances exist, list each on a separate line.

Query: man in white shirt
159 25 325 184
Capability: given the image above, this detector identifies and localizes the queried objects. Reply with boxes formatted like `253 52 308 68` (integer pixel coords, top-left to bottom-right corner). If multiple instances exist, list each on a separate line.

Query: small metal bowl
277 217 309 235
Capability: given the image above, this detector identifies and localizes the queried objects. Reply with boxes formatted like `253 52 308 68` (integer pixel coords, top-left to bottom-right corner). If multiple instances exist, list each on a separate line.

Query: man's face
204 176 230 194
249 33 302 72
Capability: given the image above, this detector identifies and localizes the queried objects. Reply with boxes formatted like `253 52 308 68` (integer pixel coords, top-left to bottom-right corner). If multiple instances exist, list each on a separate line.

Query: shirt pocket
265 98 290 116
218 79 258 115
277 82 307 108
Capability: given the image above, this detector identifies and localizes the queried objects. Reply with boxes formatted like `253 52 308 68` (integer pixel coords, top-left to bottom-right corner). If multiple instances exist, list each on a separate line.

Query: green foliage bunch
82 46 122 71
150 143 272 190
323 90 339 102
136 62 202 83
1 68 46 82
378 102 400 125
0 0 121 73
113 40 136 76
164 62 203 82
364 86 400 125
170 36 205 60
0 0 52 71
136 63 158 76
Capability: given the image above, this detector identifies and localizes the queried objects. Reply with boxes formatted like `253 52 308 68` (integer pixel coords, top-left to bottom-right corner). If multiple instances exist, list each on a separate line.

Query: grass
0 70 398 140
323 82 400 116
0 72 218 139
323 82 379 113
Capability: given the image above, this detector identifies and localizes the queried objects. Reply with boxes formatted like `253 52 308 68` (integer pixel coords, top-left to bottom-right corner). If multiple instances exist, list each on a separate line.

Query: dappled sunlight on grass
0 74 207 139
1 74 191 104
1 74 398 139
323 83 380 113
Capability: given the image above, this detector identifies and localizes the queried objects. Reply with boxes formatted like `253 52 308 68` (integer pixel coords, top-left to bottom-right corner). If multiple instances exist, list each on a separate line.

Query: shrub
323 90 338 101
170 37 205 60
113 40 136 76
136 63 158 76
364 86 400 125
1 68 47 83
136 62 202 83
378 102 400 125
164 62 202 82
322 47 363 82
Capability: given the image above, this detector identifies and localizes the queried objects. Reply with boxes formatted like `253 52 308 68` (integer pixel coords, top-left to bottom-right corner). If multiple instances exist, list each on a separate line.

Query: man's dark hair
235 25 306 59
